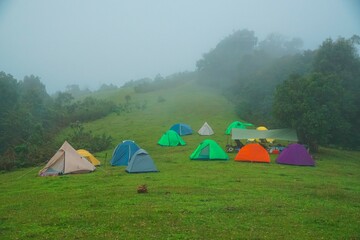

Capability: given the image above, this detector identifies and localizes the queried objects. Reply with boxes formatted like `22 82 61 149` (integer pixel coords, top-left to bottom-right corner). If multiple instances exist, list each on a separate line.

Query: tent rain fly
231 128 298 142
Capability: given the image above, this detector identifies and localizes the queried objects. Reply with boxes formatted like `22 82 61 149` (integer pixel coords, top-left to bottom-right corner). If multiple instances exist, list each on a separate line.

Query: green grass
1 81 359 239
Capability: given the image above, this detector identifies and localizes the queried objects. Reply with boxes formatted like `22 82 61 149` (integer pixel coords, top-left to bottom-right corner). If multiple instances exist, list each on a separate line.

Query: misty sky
0 0 359 93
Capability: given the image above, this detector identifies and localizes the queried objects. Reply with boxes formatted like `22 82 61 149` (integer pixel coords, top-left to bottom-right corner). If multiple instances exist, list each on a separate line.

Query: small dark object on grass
137 184 148 193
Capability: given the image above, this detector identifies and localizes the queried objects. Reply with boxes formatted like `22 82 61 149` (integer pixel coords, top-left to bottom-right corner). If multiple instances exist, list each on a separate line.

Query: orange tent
234 143 270 163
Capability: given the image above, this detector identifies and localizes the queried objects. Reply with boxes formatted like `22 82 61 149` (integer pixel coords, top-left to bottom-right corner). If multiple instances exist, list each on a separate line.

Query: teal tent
126 149 158 173
170 123 193 136
110 140 140 166
190 139 229 160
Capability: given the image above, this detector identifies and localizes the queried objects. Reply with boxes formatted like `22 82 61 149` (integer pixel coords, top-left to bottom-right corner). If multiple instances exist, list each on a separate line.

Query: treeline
273 37 360 151
126 72 195 93
64 83 119 97
0 74 116 170
196 29 360 151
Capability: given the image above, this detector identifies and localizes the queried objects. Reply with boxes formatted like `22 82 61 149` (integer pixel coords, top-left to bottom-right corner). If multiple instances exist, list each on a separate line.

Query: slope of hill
0 80 359 239
81 79 240 158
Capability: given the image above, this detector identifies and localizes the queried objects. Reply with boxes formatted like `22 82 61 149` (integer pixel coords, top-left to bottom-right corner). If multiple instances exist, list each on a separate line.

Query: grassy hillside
1 80 359 239
79 80 240 159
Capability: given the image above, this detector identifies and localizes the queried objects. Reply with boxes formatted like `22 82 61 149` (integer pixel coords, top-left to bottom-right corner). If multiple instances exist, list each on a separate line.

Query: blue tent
170 123 193 136
126 149 158 173
110 140 140 166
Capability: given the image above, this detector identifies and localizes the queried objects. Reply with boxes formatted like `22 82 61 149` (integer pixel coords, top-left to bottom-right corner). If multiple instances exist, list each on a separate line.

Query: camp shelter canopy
111 140 140 166
170 123 193 136
234 143 270 163
232 128 298 142
158 130 186 146
254 126 274 143
190 139 228 160
39 141 96 176
276 143 315 166
126 149 158 173
225 121 254 135
198 122 214 136
77 149 101 166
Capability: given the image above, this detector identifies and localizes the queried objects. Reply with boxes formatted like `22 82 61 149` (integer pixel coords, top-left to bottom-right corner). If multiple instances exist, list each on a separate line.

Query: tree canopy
0 73 116 170
196 30 359 151
273 36 360 151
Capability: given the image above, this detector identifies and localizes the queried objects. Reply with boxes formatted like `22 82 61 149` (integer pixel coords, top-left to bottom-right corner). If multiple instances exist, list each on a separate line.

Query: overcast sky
0 0 359 93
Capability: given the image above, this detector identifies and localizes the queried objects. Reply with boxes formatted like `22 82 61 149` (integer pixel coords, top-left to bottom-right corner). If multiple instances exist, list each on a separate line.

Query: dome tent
276 144 315 166
190 139 228 160
170 123 193 136
225 121 254 135
234 143 270 163
126 149 158 173
158 130 186 146
77 149 101 166
110 140 140 166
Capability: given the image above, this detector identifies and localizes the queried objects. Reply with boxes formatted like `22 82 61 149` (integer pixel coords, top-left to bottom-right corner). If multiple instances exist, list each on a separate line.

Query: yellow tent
77 149 101 166
256 126 268 131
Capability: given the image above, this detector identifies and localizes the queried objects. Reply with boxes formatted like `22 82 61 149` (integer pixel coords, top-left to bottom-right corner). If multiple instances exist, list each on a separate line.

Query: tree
125 95 131 104
54 92 74 108
19 75 51 119
196 29 258 87
0 72 19 153
0 72 18 115
312 35 360 148
0 72 118 170
65 84 92 96
272 36 360 151
98 83 118 91
273 73 351 152
257 33 303 58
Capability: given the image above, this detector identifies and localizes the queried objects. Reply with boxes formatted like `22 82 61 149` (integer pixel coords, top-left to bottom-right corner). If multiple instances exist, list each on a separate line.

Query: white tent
198 122 214 136
39 141 96 176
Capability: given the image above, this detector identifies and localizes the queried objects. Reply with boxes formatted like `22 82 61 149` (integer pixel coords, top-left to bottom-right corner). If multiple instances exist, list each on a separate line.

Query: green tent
158 130 186 146
190 139 229 160
225 121 254 135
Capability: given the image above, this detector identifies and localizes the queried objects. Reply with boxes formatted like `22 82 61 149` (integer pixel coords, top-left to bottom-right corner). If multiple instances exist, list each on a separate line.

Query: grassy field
1 81 359 239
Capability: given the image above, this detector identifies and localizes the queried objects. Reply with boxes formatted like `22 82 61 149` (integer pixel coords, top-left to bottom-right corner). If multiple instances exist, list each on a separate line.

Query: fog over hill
0 0 359 93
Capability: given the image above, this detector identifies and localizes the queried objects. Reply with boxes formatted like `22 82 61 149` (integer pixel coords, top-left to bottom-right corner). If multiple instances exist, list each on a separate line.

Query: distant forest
196 30 360 151
0 74 120 170
1 29 359 170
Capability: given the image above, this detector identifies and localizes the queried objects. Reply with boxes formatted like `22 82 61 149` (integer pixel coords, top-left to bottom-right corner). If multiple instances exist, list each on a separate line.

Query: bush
67 122 113 152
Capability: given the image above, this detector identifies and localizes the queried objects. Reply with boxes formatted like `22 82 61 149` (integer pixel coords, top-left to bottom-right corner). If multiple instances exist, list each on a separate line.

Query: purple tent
276 144 315 166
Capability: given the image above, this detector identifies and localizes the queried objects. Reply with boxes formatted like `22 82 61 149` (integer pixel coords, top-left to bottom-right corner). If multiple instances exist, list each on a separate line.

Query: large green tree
0 72 20 154
273 73 350 151
273 36 360 151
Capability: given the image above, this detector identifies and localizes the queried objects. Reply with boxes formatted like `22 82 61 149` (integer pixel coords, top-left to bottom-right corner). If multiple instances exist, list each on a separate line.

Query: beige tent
198 122 214 136
77 149 101 166
39 141 96 176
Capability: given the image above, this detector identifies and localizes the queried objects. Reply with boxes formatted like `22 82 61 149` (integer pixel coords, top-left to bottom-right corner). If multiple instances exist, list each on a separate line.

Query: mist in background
0 0 359 93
